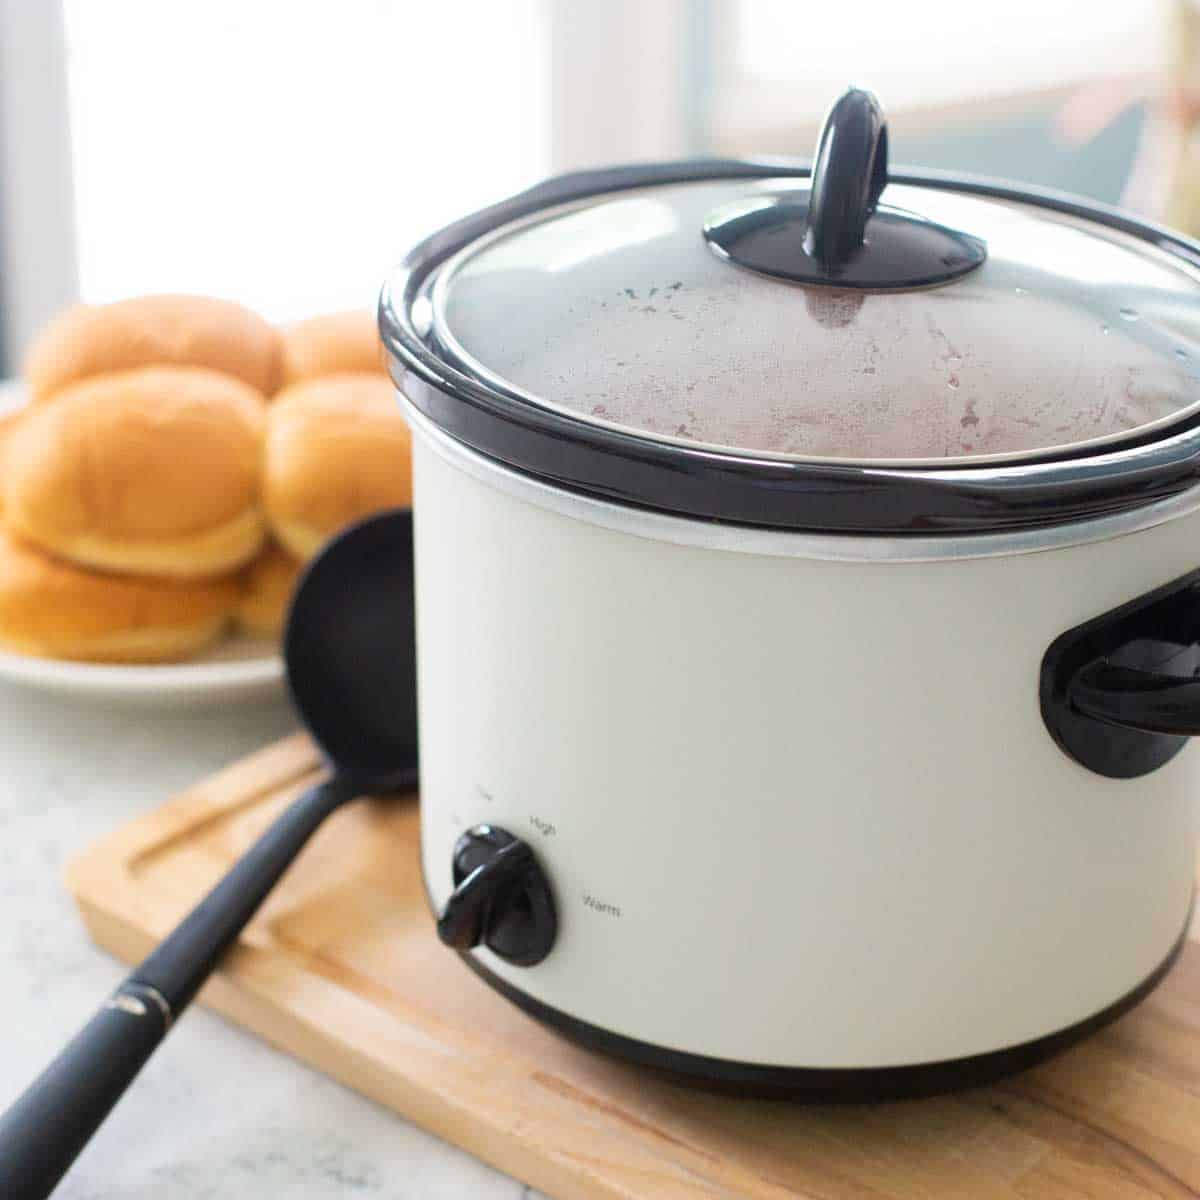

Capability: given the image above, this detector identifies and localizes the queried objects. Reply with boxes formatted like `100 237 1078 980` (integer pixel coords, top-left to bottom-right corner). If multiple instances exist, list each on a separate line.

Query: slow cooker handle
1041 571 1200 777
1068 661 1200 737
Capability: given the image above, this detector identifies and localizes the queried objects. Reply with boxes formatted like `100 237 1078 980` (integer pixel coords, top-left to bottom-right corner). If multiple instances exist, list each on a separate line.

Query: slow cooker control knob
436 825 556 966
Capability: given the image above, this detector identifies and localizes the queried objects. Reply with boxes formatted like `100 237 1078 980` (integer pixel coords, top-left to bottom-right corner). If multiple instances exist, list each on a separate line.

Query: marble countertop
0 684 544 1198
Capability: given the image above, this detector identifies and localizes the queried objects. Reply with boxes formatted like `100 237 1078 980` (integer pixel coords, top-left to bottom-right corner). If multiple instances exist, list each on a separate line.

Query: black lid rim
380 158 1200 536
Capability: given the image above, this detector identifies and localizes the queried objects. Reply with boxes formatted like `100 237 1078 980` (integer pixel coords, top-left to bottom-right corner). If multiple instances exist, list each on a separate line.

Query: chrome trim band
136 984 173 1029
108 982 173 1029
405 398 1200 562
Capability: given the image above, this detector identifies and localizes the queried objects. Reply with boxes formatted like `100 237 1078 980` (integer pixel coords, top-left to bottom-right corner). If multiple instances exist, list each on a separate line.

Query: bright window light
62 1 549 321
737 0 1164 112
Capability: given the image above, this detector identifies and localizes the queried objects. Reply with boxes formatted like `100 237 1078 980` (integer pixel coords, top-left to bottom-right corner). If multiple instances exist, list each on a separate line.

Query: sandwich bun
0 532 237 663
280 310 385 387
24 294 281 401
0 410 22 517
5 366 267 578
264 373 411 560
236 543 301 637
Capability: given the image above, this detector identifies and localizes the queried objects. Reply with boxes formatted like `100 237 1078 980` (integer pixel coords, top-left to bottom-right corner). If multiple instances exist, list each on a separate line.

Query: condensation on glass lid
432 180 1200 465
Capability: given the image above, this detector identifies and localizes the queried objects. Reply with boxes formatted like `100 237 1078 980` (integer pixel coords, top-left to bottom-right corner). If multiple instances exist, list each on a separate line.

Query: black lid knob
702 86 987 289
805 87 889 269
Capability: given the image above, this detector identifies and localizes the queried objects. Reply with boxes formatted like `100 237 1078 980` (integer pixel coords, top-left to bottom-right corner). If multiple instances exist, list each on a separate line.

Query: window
709 0 1165 152
62 0 549 321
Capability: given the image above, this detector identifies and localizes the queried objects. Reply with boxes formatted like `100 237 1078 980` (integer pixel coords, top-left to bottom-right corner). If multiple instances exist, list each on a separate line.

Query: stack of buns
0 297 411 663
246 311 411 637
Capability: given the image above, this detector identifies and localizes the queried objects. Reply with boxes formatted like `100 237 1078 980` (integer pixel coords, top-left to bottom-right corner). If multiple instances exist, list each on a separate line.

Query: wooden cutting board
67 733 1200 1199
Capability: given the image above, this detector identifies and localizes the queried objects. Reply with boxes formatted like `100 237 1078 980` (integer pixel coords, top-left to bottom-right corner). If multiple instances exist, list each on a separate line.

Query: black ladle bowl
0 509 418 1200
285 508 419 791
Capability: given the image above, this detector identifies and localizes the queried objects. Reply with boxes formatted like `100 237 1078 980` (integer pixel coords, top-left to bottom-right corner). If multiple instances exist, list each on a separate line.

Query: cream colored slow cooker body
409 403 1198 1070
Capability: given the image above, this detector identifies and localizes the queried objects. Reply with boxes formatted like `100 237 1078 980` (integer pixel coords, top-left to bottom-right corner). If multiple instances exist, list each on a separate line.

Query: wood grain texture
66 734 1200 1200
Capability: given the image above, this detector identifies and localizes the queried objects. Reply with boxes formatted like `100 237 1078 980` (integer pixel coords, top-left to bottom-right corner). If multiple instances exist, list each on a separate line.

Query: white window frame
545 0 694 170
0 0 77 373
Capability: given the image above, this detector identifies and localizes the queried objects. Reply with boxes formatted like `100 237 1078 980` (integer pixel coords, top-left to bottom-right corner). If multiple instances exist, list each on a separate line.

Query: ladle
0 509 419 1199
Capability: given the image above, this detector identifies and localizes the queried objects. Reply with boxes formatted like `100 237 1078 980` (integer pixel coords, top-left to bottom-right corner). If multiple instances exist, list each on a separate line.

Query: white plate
0 635 285 707
0 380 286 706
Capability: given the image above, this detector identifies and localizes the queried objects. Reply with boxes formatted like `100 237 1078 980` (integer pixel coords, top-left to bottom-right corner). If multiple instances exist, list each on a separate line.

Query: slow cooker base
457 904 1192 1102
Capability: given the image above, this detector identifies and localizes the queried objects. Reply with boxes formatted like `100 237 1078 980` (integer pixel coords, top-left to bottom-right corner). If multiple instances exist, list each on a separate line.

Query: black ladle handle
1069 660 1200 736
805 86 889 269
0 773 365 1200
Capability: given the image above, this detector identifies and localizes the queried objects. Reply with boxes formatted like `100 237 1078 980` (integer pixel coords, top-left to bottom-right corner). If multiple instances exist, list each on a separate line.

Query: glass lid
427 90 1200 468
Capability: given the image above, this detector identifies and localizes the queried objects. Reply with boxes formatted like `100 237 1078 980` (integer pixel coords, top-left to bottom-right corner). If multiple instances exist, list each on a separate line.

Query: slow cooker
380 89 1200 1098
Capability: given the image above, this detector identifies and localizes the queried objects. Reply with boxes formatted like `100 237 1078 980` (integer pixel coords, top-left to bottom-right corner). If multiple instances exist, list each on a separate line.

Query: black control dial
436 825 556 966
